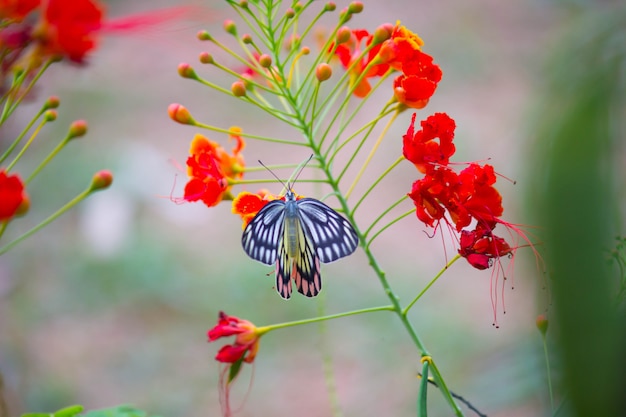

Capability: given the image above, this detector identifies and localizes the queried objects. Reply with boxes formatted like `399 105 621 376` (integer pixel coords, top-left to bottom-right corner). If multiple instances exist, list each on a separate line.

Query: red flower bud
168 103 195 125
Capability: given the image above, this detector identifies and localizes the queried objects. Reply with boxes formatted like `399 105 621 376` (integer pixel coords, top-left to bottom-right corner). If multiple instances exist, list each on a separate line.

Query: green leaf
228 357 245 383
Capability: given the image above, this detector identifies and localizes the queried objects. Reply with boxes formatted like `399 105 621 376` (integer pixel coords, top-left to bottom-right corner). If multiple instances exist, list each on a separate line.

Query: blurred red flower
0 170 27 222
0 0 40 21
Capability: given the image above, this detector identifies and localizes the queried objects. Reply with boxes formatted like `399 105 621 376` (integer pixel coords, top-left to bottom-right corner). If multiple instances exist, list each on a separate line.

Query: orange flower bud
199 52 214 64
197 30 211 41
258 54 272 68
168 103 195 125
46 96 60 109
316 63 332 82
223 19 237 35
336 26 351 44
325 2 336 12
68 120 88 139
44 110 57 122
231 81 247 97
178 62 197 79
90 170 113 192
348 1 363 14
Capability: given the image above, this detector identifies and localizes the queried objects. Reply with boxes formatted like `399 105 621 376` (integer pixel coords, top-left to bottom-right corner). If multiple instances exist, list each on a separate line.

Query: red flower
458 223 512 270
33 0 104 62
0 170 27 222
407 167 458 228
378 23 424 70
448 163 503 231
393 50 442 109
0 0 40 21
183 130 245 208
208 311 261 364
331 28 390 97
231 190 274 228
403 112 456 173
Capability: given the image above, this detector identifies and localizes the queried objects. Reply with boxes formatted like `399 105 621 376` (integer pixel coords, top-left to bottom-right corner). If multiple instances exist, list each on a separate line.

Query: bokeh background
1 1 624 416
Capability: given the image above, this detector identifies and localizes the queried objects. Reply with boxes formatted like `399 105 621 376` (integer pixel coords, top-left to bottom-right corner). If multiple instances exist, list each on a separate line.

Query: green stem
26 134 73 184
193 122 307 146
0 184 95 256
428 359 463 416
0 102 47 165
419 359 430 417
542 334 554 411
366 208 414 247
363 195 408 237
403 255 461 316
5 117 48 172
256 305 394 334
352 156 404 214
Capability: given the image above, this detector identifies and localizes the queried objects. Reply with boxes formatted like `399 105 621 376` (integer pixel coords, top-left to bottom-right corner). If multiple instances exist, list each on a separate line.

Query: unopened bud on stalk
178 63 197 79
45 96 60 109
372 23 393 45
15 196 30 217
259 54 272 68
44 110 57 122
197 30 212 41
316 63 332 82
336 26 351 44
68 120 88 139
168 103 195 125
325 2 336 11
536 314 548 336
224 20 237 36
199 52 214 64
285 8 295 18
90 170 113 192
348 1 363 13
231 81 247 97
242 34 253 44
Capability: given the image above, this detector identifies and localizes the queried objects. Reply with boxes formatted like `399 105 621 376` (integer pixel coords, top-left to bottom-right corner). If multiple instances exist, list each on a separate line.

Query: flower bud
258 54 272 68
223 19 237 35
45 96 60 109
44 110 57 122
348 1 363 13
197 30 212 41
324 2 336 12
336 26 351 44
536 314 548 336
178 62 197 79
231 81 247 97
285 8 295 18
239 0 248 7
372 23 393 45
241 33 253 44
315 63 332 82
199 52 214 64
90 170 113 192
168 103 195 125
301 46 310 55
68 120 88 139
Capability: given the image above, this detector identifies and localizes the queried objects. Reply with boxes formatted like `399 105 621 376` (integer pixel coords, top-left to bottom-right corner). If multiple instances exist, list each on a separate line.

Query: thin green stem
542 334 554 411
363 195 409 238
1 60 54 124
256 305 394 334
5 118 48 172
232 178 328 186
419 359 430 417
352 156 404 214
366 208 414 248
0 103 47 165
26 134 73 184
193 122 307 146
428 360 463 416
345 110 400 199
0 184 94 256
403 255 462 316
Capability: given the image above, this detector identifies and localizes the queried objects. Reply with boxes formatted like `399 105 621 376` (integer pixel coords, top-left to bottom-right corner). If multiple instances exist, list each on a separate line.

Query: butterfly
241 168 359 299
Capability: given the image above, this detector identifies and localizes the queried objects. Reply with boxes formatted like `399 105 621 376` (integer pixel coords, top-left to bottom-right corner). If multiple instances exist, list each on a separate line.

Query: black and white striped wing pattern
241 195 359 299
296 198 360 263
242 200 286 266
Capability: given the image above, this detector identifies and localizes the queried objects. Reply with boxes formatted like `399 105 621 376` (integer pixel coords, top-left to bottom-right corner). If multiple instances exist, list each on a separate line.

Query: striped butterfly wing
284 198 359 297
296 198 360 263
275 212 321 298
242 200 286 266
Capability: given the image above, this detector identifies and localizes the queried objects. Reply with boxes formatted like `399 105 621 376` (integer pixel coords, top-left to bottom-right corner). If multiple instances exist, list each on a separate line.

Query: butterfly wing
275 217 321 299
296 198 359 263
241 200 285 265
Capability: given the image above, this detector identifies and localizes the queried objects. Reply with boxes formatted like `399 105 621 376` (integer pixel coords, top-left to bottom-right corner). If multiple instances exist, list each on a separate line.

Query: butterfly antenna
258 160 288 191
290 154 314 187
258 154 313 192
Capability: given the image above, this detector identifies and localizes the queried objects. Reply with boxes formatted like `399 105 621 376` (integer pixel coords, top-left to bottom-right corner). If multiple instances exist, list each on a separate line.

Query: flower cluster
182 131 245 208
331 22 442 107
403 112 514 270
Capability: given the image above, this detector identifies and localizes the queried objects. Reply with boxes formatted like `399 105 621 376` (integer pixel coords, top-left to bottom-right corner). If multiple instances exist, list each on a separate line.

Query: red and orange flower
183 130 245 208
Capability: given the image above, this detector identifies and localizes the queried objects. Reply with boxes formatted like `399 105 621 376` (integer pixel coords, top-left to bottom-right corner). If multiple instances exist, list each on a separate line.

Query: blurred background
1 1 624 416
